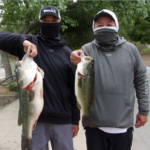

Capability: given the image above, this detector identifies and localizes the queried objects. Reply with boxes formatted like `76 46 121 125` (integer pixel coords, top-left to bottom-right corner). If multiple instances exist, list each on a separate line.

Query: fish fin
16 69 22 126
88 117 95 127
21 137 32 150
82 115 95 128
90 97 95 110
37 66 44 78
33 120 37 131
18 111 22 126
77 101 81 110
82 115 88 128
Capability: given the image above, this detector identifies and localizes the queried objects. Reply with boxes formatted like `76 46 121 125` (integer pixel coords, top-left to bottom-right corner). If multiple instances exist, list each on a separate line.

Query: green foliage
62 1 148 49
0 0 149 49
8 83 18 92
128 1 150 44
0 0 78 33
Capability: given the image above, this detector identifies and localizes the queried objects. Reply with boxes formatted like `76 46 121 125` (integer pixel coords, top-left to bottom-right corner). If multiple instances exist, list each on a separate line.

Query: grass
8 83 18 92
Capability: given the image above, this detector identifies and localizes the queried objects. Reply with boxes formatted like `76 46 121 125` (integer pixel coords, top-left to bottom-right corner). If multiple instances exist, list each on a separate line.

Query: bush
142 47 150 53
8 83 18 92
136 44 147 52
128 41 147 52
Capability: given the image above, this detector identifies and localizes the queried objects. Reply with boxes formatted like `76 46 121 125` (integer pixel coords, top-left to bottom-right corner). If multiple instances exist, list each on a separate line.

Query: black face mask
40 22 61 39
94 28 118 46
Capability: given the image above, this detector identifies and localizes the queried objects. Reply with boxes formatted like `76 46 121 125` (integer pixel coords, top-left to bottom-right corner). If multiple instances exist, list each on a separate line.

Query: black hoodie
0 31 80 125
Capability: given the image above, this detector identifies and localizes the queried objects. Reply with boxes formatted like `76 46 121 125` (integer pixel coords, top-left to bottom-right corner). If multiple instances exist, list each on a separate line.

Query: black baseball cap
39 5 61 19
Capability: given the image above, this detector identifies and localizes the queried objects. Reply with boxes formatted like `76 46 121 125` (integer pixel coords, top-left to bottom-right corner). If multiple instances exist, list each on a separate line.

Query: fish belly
21 72 43 150
75 76 94 117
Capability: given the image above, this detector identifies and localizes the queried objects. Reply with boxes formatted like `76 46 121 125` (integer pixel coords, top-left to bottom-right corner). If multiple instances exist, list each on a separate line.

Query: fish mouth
78 72 85 77
24 73 37 90
24 68 41 90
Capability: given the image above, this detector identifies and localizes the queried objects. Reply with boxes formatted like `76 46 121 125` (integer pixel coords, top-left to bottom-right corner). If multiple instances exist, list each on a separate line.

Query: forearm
70 88 80 125
71 99 80 125
132 45 150 116
0 32 28 58
136 82 149 116
135 67 150 116
68 68 80 124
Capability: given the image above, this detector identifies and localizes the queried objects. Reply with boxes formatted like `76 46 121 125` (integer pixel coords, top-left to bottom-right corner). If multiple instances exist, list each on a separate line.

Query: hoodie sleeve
133 45 150 116
0 32 30 59
66 47 80 125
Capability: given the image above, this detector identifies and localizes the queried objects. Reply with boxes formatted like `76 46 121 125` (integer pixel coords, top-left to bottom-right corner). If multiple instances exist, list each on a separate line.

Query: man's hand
135 113 148 128
23 40 37 57
72 125 79 138
70 50 84 65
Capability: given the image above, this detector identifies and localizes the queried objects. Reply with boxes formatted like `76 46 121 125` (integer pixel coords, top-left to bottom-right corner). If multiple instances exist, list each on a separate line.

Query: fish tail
82 115 95 127
82 115 89 128
21 138 32 150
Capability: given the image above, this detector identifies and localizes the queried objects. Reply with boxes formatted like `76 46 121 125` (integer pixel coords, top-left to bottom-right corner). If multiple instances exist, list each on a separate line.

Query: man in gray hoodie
71 9 149 150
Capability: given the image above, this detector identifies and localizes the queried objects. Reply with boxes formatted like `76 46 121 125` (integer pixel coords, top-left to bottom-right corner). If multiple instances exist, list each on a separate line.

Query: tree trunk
0 50 13 80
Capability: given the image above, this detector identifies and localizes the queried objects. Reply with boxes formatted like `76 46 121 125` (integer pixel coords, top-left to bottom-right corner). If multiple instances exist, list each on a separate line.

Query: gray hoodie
81 37 149 128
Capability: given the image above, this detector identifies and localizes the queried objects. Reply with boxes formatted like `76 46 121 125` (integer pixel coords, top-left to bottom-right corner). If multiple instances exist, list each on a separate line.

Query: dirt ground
0 80 17 95
0 86 15 95
141 53 150 67
0 86 9 95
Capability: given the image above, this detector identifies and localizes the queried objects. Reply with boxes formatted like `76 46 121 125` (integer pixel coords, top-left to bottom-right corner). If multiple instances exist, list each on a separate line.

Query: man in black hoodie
0 5 80 150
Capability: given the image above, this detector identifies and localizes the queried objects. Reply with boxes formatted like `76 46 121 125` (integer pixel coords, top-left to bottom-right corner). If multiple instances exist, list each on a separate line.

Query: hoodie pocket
89 93 133 128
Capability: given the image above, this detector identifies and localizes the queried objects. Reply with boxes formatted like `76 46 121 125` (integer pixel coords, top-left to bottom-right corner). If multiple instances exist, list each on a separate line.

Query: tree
0 0 79 34
0 50 12 79
62 1 148 49
0 0 149 49
0 0 79 78
128 1 150 44
0 0 148 79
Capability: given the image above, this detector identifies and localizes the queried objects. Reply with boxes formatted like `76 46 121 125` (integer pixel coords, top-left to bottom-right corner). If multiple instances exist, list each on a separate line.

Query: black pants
85 127 133 150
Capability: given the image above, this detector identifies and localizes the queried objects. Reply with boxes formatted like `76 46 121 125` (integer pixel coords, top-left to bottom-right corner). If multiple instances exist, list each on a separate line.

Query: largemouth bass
15 54 44 150
75 53 95 127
